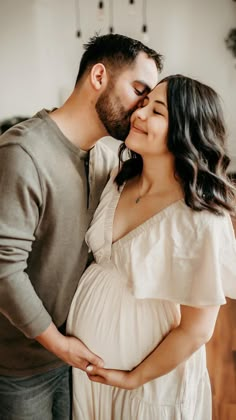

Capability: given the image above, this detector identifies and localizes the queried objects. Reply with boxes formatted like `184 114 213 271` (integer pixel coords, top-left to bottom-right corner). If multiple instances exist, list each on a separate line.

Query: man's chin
107 131 129 142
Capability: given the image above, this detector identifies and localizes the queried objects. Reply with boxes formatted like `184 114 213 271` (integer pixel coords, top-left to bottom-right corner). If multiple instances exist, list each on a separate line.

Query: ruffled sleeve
131 203 236 306
85 167 120 258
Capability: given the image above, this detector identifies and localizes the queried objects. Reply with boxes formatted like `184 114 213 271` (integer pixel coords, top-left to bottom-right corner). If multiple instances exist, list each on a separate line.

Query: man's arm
0 144 49 336
36 323 103 370
0 144 103 369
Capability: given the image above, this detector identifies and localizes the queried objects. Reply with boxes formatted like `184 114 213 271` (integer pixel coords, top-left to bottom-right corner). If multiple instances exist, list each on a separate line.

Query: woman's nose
135 106 147 120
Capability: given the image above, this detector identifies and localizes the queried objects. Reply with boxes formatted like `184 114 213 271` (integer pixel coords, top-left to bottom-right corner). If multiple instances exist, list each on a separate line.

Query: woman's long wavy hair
115 74 235 215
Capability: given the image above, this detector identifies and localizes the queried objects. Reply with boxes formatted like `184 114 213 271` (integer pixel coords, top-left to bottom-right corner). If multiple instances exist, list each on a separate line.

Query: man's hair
75 33 163 85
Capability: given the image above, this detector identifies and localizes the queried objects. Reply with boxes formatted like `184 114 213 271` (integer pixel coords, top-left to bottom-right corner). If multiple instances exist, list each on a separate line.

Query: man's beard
96 87 133 141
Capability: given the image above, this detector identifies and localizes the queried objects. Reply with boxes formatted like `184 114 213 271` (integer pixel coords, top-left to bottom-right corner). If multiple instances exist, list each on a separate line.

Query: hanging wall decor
75 0 81 38
225 0 236 59
97 1 105 21
128 0 136 16
225 28 236 58
74 0 150 43
109 0 114 33
142 0 149 43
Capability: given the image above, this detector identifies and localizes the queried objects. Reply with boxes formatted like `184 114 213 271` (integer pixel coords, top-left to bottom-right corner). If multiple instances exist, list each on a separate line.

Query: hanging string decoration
74 0 81 38
225 28 236 58
97 1 105 22
225 1 236 60
128 0 136 16
109 0 114 33
142 0 149 43
74 0 151 43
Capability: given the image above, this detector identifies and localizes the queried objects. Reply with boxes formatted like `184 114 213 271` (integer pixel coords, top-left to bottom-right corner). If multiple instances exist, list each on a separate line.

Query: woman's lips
131 124 147 134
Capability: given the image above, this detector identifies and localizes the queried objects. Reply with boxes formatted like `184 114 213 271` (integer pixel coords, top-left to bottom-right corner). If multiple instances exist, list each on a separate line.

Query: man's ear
90 63 108 91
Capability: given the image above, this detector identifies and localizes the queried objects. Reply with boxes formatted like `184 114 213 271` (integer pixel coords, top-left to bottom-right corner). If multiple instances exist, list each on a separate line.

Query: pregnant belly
67 263 178 370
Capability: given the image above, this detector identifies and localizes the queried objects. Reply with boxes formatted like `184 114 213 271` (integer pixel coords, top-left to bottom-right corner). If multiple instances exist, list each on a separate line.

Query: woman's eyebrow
154 100 167 108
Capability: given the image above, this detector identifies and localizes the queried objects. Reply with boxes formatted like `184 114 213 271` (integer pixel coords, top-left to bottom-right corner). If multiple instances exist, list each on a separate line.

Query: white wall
0 0 236 160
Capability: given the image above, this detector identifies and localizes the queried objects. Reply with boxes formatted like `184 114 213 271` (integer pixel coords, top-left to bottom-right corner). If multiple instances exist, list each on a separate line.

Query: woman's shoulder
174 199 233 231
144 200 235 256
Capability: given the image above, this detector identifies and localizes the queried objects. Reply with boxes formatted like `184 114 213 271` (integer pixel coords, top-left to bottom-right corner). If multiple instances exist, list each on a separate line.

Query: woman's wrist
128 367 145 389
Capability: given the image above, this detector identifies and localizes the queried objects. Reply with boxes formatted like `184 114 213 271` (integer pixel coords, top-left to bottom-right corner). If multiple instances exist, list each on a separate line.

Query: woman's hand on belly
86 364 139 390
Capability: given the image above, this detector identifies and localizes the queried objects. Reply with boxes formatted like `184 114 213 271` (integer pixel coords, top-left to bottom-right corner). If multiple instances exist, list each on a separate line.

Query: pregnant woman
67 75 236 419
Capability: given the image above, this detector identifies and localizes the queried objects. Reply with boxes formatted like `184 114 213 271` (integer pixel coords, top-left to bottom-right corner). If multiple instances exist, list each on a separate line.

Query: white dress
67 174 236 420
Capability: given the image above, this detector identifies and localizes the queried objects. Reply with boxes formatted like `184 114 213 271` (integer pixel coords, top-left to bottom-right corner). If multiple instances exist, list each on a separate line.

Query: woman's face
125 82 169 158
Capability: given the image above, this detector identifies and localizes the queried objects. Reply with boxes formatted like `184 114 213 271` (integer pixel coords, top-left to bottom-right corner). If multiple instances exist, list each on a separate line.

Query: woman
67 75 236 419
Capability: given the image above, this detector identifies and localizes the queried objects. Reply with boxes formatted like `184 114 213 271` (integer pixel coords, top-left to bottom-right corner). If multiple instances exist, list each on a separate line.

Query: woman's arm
86 304 220 389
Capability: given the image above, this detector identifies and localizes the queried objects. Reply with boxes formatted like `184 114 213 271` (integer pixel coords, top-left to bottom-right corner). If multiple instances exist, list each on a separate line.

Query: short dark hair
115 74 235 215
75 33 163 84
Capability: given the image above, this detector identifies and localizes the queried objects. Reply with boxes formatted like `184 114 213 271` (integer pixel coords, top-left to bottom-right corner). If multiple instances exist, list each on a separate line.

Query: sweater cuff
18 307 52 339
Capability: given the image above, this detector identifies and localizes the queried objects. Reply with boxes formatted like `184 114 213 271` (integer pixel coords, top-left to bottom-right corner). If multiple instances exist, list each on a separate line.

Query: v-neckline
110 181 184 248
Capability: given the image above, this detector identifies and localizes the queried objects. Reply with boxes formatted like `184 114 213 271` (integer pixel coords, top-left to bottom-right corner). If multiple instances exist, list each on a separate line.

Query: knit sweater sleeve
0 144 52 338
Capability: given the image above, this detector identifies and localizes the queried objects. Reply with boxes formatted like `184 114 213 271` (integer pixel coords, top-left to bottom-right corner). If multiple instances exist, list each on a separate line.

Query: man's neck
49 94 107 151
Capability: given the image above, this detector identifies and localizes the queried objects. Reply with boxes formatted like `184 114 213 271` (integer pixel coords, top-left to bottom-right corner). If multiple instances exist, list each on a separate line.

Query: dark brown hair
75 33 163 84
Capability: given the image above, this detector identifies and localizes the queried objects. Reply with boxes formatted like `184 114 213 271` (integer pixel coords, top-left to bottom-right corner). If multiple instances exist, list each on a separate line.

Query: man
0 34 162 419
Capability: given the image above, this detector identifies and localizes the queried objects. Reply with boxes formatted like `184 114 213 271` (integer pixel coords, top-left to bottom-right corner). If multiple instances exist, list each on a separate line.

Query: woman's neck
138 155 181 197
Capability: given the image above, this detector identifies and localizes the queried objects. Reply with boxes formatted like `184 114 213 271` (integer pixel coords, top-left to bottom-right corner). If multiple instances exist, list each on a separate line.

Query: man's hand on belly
36 322 104 371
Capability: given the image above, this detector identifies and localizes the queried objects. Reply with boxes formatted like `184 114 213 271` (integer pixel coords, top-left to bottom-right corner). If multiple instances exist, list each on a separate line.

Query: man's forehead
128 53 159 89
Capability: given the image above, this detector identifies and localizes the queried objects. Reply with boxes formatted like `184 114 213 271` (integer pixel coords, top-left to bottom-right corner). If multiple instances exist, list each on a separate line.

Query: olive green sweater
0 109 117 376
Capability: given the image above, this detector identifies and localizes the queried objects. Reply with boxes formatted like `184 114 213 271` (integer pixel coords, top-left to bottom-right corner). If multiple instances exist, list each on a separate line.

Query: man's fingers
76 339 104 368
86 364 103 375
87 353 104 368
86 364 96 374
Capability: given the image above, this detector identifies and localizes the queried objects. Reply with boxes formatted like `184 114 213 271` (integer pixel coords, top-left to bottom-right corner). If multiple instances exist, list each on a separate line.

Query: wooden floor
206 298 236 420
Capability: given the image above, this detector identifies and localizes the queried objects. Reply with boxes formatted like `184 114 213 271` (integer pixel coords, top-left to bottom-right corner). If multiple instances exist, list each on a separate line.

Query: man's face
96 52 159 141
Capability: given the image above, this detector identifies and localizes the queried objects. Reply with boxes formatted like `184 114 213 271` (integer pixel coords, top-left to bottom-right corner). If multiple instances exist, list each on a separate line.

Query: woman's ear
90 63 108 91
